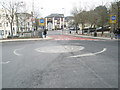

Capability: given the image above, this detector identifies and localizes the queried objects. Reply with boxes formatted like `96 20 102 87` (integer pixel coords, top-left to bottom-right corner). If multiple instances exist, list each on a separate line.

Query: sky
0 0 115 17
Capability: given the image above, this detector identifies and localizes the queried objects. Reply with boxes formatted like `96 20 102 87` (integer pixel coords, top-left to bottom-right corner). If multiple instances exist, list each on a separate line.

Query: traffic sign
110 15 117 24
40 19 44 23
112 16 116 20
39 18 45 26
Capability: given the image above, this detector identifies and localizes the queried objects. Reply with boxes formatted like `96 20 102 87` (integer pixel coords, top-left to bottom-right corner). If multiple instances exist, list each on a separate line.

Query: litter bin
94 31 97 37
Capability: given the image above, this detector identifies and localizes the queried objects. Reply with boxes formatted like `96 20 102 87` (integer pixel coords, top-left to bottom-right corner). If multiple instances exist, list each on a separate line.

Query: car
69 27 75 30
82 28 89 33
89 28 96 32
96 27 110 32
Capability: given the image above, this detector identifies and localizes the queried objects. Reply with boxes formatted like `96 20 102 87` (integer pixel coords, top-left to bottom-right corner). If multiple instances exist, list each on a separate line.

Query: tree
87 10 99 28
33 8 41 31
94 5 109 35
78 11 89 34
110 1 120 28
1 1 24 38
71 7 80 34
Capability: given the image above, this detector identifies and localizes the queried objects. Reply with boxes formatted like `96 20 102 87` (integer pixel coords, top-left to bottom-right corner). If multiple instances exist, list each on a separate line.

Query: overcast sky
1 0 116 17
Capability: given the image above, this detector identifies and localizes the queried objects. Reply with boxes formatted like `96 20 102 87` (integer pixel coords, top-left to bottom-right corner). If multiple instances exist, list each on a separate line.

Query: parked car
89 28 96 32
69 27 80 30
96 27 110 32
69 27 75 30
82 28 96 33
82 28 89 33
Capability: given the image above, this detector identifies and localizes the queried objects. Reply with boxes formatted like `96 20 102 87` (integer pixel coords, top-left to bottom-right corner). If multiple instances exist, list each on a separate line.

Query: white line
0 61 10 64
13 47 24 56
94 48 107 55
70 48 107 58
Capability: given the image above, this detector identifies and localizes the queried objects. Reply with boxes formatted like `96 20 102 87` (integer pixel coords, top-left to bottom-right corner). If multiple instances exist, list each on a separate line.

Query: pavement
64 31 114 40
0 31 118 43
69 34 114 40
0 36 53 43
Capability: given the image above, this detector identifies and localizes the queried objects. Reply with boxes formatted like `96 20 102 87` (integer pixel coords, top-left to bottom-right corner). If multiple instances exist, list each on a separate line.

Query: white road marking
0 61 10 64
35 45 85 53
70 48 107 58
13 47 24 56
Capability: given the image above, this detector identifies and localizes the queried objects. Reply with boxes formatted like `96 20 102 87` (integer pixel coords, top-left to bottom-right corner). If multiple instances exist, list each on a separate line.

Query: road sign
40 19 44 23
39 18 45 26
110 15 117 24
112 16 116 20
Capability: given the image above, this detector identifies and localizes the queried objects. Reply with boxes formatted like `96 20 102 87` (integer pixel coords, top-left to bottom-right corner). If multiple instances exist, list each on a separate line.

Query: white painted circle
35 45 84 53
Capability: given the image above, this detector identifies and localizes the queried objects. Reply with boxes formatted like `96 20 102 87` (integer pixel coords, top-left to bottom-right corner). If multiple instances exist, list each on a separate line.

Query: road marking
0 61 10 64
35 45 84 53
69 48 107 58
13 47 24 56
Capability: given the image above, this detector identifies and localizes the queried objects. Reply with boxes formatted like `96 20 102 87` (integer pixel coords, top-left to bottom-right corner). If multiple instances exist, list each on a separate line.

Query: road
1 30 118 88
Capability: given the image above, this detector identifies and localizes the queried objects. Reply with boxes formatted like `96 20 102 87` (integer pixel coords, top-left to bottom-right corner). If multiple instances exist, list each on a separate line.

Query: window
28 22 29 26
13 27 15 34
5 30 7 34
0 23 2 27
2 30 4 35
6 22 8 27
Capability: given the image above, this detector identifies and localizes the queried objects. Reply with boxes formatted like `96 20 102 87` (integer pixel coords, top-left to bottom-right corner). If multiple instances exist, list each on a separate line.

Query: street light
40 7 43 18
62 8 65 29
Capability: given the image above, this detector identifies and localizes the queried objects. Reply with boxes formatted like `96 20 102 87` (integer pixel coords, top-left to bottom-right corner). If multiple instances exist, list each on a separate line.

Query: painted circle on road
35 45 84 53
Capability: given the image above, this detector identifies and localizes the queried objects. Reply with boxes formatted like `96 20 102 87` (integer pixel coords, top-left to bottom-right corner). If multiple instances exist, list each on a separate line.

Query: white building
45 14 64 30
16 13 33 33
0 8 18 39
0 9 33 39
0 9 14 38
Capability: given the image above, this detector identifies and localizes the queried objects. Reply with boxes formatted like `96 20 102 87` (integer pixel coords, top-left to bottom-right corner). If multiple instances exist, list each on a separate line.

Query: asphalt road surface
1 30 118 88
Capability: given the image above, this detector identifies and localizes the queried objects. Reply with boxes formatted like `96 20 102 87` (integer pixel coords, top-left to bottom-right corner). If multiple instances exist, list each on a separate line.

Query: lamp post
40 7 44 18
62 8 65 34
62 8 65 30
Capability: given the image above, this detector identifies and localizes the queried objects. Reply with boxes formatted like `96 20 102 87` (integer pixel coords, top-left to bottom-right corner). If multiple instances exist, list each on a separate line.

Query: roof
45 13 64 18
16 13 32 17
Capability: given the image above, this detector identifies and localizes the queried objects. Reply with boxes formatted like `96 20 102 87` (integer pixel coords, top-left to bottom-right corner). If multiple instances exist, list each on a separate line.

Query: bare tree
33 8 40 31
1 1 24 38
94 5 109 36
87 10 99 28
71 7 80 34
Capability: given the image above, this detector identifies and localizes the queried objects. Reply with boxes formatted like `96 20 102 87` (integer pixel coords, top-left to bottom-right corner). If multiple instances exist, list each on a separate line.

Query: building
0 10 33 39
45 13 64 30
16 13 33 33
0 8 17 39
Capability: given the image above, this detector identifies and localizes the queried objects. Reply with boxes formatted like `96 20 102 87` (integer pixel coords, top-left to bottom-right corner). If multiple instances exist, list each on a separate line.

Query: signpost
110 15 117 39
39 18 45 26
110 15 117 24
